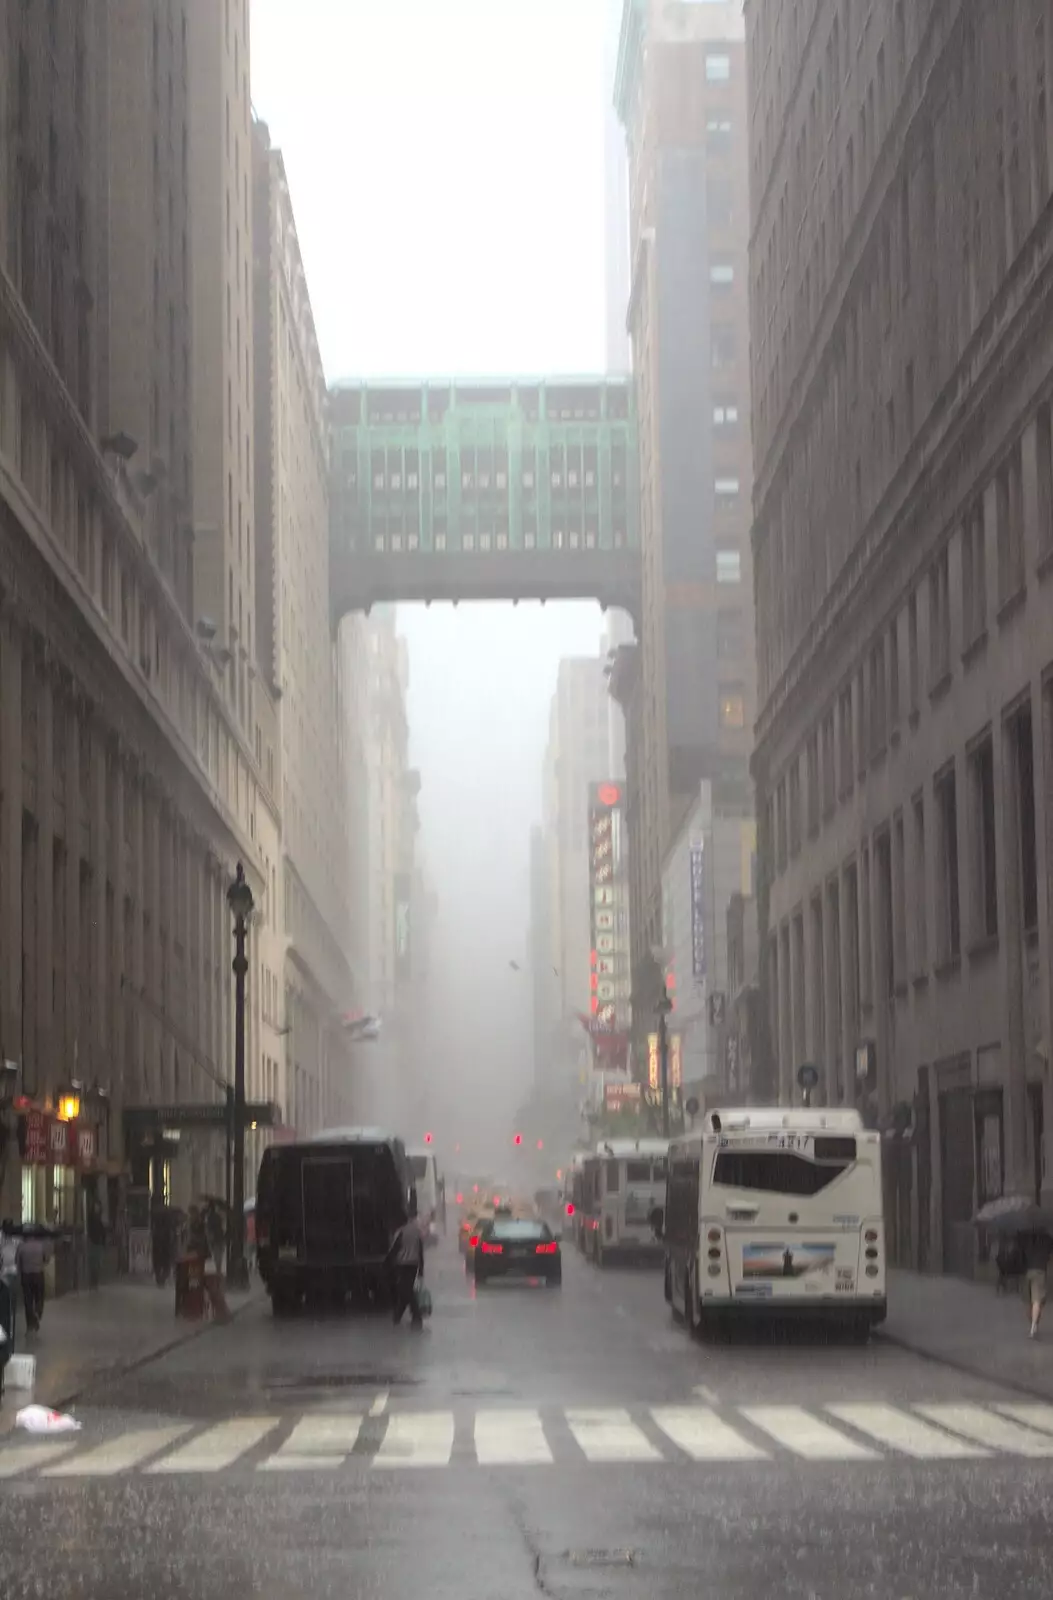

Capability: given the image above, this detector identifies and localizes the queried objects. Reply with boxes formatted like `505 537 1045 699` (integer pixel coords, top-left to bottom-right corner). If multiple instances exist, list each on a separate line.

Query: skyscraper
604 0 632 375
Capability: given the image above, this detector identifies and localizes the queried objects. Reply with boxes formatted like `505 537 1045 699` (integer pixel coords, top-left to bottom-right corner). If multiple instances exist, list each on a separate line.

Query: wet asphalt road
4 1238 1053 1599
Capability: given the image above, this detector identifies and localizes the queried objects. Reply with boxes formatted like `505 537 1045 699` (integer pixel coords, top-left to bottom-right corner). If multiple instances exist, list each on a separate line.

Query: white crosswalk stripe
651 1406 768 1461
147 1417 280 1474
260 1414 364 1471
825 1402 989 1459
566 1408 662 1463
373 1410 455 1468
44 1425 192 1477
474 1409 553 1466
3 1399 1053 1477
742 1405 879 1461
917 1404 1053 1457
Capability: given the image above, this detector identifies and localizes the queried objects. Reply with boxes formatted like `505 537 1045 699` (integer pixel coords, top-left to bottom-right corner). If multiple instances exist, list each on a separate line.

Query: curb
876 1325 1053 1405
0 1291 261 1428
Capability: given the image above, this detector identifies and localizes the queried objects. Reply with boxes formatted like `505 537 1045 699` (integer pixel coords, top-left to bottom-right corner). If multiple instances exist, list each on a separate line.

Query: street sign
123 1101 279 1133
708 992 726 1028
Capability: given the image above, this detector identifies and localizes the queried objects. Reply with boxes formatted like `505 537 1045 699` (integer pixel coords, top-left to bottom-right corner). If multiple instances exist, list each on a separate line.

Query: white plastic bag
15 1404 81 1433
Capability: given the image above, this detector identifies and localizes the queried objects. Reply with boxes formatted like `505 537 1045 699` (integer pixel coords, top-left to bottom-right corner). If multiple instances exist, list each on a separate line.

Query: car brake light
565 1203 575 1216
535 1242 558 1255
469 1235 479 1248
456 1193 464 1205
480 1241 503 1255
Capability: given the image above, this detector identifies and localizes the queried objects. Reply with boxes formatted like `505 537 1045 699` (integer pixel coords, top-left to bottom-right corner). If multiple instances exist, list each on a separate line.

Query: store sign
605 1082 642 1113
647 1033 660 1090
588 793 618 1035
23 1111 48 1165
690 845 706 980
670 1034 683 1090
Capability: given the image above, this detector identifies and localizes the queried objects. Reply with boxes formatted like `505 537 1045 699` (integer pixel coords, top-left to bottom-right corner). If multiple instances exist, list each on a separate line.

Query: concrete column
1037 678 1053 1204
803 894 822 1081
0 616 23 1074
35 660 55 1093
839 866 857 1108
157 803 171 1103
822 881 840 1106
870 836 892 1122
998 710 1030 1195
112 750 127 1103
778 920 792 1105
64 689 80 1083
145 783 161 1101
89 717 108 1080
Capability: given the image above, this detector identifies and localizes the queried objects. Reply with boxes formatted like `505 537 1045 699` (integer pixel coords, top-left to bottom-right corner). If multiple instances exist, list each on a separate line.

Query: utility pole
656 982 673 1139
226 863 254 1290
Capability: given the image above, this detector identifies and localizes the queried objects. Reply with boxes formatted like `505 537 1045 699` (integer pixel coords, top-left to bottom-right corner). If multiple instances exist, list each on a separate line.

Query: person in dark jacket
1022 1230 1053 1338
389 1196 425 1330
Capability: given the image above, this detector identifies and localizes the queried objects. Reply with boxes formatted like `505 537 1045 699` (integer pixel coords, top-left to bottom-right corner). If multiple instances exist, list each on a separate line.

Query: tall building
0 2 275 1241
252 122 355 1141
613 0 755 1066
748 2 1053 1274
540 657 613 1072
187 0 256 739
604 0 632 374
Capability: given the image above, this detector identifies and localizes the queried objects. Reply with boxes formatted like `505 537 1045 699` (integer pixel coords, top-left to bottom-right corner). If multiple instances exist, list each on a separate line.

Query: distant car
473 1216 562 1288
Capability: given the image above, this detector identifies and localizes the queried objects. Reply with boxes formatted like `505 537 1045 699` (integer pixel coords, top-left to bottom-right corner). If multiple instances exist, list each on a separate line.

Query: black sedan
473 1217 562 1288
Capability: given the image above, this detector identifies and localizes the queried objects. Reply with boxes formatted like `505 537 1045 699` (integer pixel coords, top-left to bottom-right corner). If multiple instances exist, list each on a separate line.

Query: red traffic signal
536 1139 544 1150
513 1133 523 1146
424 1132 433 1144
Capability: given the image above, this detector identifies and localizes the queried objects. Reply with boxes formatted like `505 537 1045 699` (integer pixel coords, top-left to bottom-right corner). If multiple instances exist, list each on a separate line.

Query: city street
2 1239 1053 1598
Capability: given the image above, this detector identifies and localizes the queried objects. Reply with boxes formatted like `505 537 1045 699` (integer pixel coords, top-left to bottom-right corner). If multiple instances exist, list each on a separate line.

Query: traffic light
513 1133 523 1147
536 1139 544 1150
424 1131 433 1144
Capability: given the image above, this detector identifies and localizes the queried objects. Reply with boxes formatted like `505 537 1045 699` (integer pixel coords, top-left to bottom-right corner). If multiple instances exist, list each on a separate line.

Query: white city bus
406 1147 442 1244
586 1137 669 1267
654 1108 886 1339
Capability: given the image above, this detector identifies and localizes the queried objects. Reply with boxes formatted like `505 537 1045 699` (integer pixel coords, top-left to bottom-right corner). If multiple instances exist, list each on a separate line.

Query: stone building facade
748 0 1053 1273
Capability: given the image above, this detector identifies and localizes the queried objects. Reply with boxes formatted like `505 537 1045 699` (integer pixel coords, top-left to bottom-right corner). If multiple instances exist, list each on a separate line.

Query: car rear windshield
712 1149 853 1197
489 1220 552 1241
409 1156 428 1180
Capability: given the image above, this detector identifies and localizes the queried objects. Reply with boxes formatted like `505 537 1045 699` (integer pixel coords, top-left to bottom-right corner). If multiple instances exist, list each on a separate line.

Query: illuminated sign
670 1034 683 1090
647 1034 659 1089
690 845 706 980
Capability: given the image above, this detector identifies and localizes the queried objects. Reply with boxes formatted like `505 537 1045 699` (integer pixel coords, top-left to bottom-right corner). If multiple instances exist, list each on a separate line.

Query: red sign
48 1119 70 1163
597 783 621 808
23 1111 48 1165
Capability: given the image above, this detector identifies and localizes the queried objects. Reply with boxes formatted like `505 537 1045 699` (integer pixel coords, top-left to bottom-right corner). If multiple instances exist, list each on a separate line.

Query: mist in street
251 0 615 1165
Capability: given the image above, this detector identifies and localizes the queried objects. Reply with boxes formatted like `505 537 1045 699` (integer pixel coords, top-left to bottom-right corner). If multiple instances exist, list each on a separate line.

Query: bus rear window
625 1161 651 1183
713 1151 850 1197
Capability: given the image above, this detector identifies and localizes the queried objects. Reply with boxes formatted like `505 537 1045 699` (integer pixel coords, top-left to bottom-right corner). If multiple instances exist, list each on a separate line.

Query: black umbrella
974 1196 1053 1234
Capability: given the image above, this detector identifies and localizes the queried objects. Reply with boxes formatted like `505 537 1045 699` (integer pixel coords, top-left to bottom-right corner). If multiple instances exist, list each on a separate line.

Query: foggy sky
251 0 614 1164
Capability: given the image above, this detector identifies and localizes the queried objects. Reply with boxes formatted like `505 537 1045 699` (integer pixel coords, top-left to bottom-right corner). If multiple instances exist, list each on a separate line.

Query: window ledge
962 629 987 669
929 670 952 704
967 933 999 961
934 954 962 980
997 587 1026 627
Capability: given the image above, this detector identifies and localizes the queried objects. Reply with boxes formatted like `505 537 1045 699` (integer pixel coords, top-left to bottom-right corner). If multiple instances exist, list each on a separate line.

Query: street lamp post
656 982 673 1140
226 862 254 1291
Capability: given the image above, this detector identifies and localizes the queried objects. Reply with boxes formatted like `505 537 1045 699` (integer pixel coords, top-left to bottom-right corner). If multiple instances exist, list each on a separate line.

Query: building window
715 477 740 503
838 688 853 798
706 117 732 154
710 263 735 289
912 791 928 974
935 763 961 963
888 618 900 733
821 711 836 818
868 637 887 757
707 177 733 226
907 591 919 713
713 402 739 429
719 690 745 730
962 500 987 648
1036 401 1053 558
929 547 950 686
716 549 741 584
1012 701 1039 932
806 732 820 838
968 733 998 942
712 326 737 368
705 53 731 82
996 443 1025 606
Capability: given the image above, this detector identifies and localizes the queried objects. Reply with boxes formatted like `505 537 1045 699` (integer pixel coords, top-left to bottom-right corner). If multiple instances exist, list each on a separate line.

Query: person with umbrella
976 1196 1053 1338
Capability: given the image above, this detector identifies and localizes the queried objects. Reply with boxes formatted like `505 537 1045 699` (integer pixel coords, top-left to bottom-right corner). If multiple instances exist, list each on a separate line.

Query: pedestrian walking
187 1205 231 1323
16 1231 49 1332
388 1196 425 1330
87 1197 106 1291
1022 1229 1053 1338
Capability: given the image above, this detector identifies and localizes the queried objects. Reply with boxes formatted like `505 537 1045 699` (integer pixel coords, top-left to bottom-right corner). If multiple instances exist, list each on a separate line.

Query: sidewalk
0 1277 258 1434
882 1266 1053 1398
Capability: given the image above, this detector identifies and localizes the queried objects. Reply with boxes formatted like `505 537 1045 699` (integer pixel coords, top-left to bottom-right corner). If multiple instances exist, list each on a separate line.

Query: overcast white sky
251 0 618 1154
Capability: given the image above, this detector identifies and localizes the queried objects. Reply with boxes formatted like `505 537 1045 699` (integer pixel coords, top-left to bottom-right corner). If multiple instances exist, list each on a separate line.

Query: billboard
588 782 626 1042
690 844 706 981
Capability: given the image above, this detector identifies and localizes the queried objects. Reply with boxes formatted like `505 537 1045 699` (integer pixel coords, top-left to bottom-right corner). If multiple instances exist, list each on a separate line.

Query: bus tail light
706 1226 724 1275
864 1229 879 1243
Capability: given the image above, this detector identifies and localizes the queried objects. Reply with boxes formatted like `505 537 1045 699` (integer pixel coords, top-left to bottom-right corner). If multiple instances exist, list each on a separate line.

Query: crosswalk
4 1399 1053 1478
